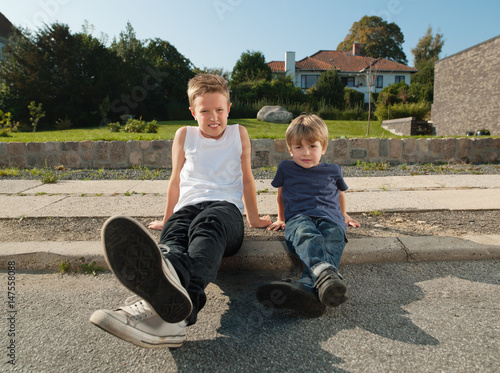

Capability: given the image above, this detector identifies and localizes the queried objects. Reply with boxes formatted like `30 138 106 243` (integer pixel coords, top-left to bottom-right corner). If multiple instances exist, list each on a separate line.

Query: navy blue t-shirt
271 159 348 231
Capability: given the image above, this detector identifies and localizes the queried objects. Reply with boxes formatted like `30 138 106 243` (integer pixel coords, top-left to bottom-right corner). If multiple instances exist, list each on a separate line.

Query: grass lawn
0 118 397 143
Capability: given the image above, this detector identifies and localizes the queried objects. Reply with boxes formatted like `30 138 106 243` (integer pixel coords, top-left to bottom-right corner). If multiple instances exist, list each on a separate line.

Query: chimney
285 51 296 84
352 43 361 56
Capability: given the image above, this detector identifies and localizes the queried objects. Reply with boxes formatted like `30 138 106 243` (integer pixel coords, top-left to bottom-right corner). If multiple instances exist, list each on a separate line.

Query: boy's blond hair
187 74 230 108
286 114 329 150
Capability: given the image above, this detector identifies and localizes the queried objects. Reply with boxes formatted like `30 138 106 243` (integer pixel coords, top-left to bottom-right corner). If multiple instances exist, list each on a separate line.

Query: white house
267 44 417 102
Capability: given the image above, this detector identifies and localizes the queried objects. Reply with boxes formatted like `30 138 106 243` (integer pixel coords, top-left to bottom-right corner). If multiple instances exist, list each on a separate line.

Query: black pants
159 201 244 325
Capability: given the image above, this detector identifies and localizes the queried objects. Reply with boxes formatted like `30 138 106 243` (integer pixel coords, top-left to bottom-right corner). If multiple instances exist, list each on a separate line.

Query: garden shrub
344 88 365 108
374 101 431 121
0 110 19 136
109 118 158 133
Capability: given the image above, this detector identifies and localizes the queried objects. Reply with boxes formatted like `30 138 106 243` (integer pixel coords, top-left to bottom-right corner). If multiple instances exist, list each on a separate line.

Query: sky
2 0 499 72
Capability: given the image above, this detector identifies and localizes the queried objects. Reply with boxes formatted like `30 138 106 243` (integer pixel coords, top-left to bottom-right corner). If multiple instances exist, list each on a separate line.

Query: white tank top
174 124 244 214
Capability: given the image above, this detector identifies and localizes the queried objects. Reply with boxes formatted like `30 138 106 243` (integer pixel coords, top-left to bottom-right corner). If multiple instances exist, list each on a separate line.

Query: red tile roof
269 50 416 73
267 61 285 72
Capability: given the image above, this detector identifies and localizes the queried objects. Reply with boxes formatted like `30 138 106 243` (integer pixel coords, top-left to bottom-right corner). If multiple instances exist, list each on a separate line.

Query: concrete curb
1 175 499 272
1 235 499 272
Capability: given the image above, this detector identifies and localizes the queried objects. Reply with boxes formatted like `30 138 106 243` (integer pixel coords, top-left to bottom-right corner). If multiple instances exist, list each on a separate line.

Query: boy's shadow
169 260 499 372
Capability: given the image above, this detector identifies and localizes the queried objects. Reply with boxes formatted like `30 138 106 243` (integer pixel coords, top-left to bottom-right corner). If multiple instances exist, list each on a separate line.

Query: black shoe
314 268 348 307
256 280 325 316
101 216 192 323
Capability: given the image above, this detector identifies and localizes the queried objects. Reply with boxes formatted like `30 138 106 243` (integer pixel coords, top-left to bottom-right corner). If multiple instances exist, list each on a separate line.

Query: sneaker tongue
125 295 142 306
126 300 152 316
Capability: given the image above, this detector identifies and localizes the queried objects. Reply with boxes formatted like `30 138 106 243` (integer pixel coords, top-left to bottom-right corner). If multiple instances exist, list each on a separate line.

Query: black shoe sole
316 275 348 307
102 216 192 323
256 281 325 316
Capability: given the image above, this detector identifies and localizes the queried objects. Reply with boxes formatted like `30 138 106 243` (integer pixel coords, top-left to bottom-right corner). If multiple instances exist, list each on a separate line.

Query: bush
374 101 431 122
344 88 365 108
145 120 159 133
28 101 46 132
112 118 159 133
0 110 19 137
340 104 366 120
107 122 122 132
55 117 73 130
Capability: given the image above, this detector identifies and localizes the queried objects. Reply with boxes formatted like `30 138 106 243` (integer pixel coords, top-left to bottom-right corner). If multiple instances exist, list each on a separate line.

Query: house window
395 76 405 83
375 75 383 88
342 77 355 88
301 75 320 90
0 42 5 60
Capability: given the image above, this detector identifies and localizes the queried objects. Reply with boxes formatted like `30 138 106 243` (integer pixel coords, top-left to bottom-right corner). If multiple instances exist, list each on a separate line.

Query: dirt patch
1 210 499 242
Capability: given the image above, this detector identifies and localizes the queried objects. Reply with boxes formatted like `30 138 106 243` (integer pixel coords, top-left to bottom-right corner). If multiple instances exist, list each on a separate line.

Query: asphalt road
2 260 499 372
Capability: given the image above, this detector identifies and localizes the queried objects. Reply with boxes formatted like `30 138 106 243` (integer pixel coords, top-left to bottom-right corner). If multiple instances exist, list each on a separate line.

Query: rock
257 106 293 124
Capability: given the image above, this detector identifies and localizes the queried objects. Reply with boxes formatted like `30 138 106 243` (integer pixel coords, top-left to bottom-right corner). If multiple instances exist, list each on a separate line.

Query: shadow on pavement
170 260 500 372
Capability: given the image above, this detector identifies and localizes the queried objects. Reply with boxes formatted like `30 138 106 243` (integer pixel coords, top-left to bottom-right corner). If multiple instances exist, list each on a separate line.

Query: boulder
257 106 293 124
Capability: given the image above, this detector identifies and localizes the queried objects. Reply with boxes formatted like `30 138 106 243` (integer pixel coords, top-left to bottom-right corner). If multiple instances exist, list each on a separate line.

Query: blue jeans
159 201 244 325
285 215 347 281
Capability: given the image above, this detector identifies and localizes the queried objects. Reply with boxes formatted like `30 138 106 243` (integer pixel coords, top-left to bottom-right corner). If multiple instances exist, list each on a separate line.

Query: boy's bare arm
148 127 187 230
267 187 286 230
239 126 272 228
339 190 361 227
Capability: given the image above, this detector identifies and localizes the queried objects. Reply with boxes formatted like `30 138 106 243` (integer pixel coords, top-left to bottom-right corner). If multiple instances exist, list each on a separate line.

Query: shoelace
125 294 142 306
125 300 156 321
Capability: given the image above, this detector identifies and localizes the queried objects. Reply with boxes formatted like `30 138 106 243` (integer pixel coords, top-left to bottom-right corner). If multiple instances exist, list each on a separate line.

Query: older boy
90 74 271 348
257 114 360 315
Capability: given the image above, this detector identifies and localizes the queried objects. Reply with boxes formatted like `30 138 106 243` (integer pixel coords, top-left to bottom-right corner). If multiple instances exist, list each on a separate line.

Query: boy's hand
345 214 361 228
267 219 286 231
248 215 272 229
148 220 164 231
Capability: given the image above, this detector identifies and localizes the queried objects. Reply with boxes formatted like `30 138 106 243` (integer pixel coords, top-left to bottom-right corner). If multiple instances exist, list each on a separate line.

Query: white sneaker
90 300 187 348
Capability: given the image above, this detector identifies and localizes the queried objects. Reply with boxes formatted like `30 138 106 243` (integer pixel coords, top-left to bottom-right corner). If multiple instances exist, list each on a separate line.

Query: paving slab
0 180 42 194
345 175 500 191
27 180 145 195
28 195 165 217
127 180 169 194
0 195 68 218
413 189 500 210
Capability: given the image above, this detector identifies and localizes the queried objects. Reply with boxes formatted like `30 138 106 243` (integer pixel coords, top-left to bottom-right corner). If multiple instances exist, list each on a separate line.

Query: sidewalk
1 174 500 271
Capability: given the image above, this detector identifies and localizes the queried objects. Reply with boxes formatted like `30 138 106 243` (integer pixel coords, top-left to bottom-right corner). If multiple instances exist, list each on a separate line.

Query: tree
193 67 231 81
143 38 195 119
411 26 444 66
337 16 407 64
230 50 272 86
0 23 124 128
311 69 345 108
410 27 444 102
109 24 195 121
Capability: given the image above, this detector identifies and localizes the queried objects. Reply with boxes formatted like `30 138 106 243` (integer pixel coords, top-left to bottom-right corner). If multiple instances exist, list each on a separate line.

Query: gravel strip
1 163 499 181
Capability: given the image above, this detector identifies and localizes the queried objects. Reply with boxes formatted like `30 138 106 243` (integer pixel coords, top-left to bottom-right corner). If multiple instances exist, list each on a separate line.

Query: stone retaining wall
1 138 499 169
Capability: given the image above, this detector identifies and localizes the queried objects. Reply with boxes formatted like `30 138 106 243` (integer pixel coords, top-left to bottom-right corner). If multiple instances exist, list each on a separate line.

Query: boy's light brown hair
187 74 230 108
286 114 329 150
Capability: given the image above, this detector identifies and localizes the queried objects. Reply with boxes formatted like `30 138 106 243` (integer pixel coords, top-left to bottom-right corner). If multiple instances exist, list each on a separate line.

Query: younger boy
90 74 271 348
256 114 360 315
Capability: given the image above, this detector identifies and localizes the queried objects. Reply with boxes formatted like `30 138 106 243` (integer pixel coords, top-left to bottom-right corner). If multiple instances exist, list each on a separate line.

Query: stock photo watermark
104 66 170 124
370 0 412 22
213 0 243 21
6 261 17 366
21 0 71 31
